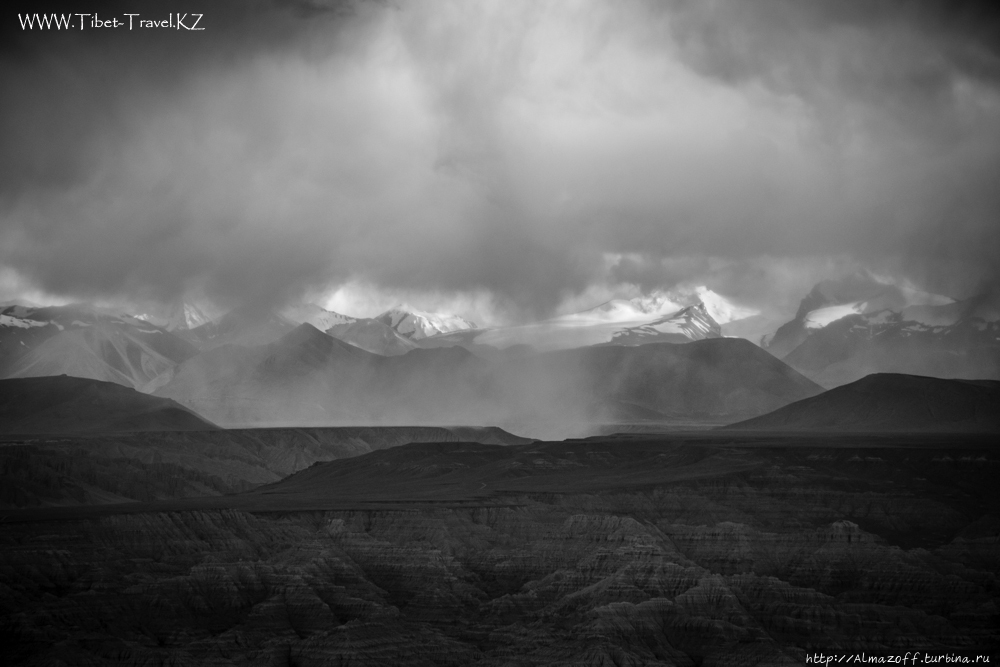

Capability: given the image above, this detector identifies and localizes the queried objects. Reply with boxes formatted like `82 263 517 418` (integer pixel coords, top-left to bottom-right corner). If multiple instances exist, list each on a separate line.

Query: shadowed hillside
0 425 531 508
722 373 1000 432
0 376 218 434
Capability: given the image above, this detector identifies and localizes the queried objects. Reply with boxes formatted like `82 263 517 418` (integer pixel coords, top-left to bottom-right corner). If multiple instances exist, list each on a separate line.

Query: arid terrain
3 429 998 665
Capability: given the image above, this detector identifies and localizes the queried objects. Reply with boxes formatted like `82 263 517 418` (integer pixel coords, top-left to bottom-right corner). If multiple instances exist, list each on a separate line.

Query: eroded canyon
3 433 998 665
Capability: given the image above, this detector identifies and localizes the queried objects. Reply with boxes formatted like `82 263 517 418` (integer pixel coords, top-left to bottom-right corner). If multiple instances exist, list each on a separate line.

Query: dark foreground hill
722 373 1000 432
156 325 823 438
3 432 998 664
0 425 531 508
0 375 217 434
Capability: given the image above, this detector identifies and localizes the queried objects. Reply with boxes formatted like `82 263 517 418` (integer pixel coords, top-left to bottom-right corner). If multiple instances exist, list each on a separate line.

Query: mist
2 0 999 323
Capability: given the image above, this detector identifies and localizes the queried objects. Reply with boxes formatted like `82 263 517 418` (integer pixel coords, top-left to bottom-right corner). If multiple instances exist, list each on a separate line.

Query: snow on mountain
0 303 199 389
564 287 755 327
764 273 960 357
763 274 1000 386
803 303 866 329
694 286 759 325
283 303 356 331
574 294 685 322
438 288 739 352
782 306 1000 387
170 302 212 330
376 306 477 340
326 318 420 356
133 302 213 331
0 314 48 329
609 302 722 345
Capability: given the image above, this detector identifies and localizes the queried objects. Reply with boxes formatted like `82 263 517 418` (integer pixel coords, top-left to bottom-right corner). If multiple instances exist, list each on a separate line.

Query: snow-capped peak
560 287 754 326
282 303 356 331
692 286 759 325
155 301 213 331
560 297 682 324
375 305 477 340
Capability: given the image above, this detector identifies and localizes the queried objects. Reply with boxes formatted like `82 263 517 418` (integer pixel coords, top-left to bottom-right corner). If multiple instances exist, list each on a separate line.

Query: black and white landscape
2 1 999 664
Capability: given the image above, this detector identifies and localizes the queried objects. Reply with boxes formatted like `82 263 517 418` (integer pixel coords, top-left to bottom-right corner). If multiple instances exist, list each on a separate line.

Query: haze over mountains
4 1 1000 662
761 273 1000 388
3 274 997 438
0 304 198 391
152 324 820 438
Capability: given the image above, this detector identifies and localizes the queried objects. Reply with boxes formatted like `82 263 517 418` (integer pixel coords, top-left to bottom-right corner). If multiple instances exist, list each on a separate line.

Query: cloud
1 0 998 321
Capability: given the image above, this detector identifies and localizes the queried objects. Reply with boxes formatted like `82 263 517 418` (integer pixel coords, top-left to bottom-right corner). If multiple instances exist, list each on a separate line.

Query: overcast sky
2 0 998 326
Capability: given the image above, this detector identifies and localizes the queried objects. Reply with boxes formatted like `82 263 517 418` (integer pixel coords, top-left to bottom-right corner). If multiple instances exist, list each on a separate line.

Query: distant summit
607 301 721 345
183 304 296 350
762 274 1000 387
281 303 356 331
165 301 212 331
763 272 956 358
438 287 753 353
1 303 197 390
375 305 477 340
325 318 419 356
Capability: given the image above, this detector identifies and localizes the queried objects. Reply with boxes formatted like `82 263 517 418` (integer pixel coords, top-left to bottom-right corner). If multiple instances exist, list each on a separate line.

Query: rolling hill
722 373 1000 432
0 375 218 434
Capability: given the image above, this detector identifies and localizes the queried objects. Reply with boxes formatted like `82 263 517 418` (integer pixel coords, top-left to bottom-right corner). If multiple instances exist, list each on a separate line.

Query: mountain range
151 323 821 438
0 289 744 390
762 273 1000 387
0 304 198 390
3 275 997 437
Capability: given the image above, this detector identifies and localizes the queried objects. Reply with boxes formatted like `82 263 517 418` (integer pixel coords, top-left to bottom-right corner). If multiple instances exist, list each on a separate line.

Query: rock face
722 373 1000 432
0 375 217 435
156 326 822 438
2 434 998 665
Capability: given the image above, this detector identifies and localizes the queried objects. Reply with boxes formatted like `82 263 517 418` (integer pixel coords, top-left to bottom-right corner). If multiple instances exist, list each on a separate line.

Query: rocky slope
3 433 997 664
723 374 1000 432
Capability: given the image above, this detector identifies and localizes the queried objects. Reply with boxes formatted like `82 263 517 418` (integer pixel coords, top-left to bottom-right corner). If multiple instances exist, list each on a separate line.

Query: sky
2 0 999 329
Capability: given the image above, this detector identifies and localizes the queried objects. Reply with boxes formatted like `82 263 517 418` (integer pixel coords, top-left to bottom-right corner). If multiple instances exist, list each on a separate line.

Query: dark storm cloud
1 0 998 318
